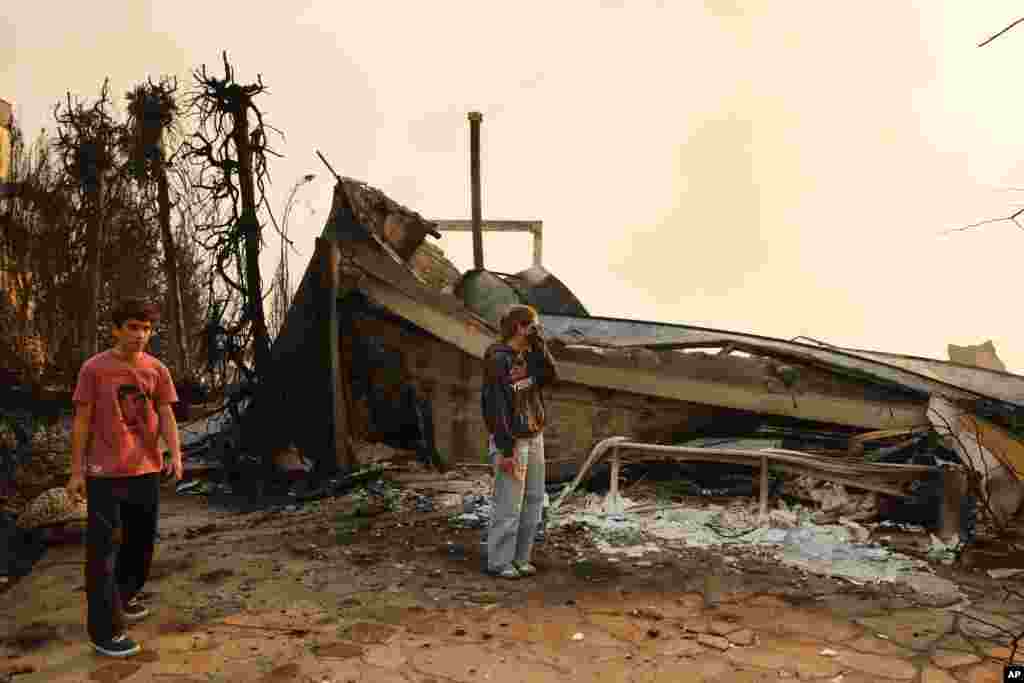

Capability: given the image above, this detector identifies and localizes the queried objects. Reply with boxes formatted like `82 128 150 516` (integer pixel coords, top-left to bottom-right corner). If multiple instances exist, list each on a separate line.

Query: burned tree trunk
156 167 189 376
184 53 279 385
124 77 189 377
229 103 271 379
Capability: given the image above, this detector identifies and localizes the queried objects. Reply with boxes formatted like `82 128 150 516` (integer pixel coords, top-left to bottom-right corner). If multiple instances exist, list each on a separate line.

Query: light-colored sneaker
91 634 141 657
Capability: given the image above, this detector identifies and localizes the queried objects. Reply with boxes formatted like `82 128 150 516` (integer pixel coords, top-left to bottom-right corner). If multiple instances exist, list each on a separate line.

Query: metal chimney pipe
468 111 484 270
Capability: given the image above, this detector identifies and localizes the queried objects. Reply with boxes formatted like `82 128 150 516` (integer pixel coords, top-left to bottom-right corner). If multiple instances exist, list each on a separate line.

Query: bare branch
942 207 1024 236
979 16 1024 48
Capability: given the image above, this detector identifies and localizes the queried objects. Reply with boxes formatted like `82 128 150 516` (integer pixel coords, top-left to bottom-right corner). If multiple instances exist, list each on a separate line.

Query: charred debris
143 168 1024 552
5 113 1024 559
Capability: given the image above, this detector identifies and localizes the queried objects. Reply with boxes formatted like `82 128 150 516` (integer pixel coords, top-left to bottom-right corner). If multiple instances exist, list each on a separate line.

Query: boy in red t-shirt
68 298 181 657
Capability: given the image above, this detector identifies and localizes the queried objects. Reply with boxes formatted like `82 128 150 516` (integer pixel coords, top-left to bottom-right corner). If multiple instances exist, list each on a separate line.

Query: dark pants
85 473 159 643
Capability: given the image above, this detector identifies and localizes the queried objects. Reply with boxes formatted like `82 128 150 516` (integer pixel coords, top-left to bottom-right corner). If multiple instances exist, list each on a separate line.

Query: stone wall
347 312 723 475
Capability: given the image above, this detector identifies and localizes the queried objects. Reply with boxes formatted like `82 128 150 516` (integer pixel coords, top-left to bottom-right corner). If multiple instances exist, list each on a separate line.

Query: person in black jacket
481 304 558 578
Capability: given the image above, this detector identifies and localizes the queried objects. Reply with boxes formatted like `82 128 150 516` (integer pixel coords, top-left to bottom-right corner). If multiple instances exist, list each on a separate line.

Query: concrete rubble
785 475 880 524
551 493 966 605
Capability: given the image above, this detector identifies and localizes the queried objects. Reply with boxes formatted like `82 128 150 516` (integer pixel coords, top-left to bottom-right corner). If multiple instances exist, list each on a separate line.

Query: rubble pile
552 494 964 603
6 422 71 514
343 479 465 516
15 486 86 530
783 475 880 523
452 494 491 529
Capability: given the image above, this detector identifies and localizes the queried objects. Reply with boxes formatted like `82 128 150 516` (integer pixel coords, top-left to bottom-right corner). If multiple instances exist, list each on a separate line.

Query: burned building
245 177 1024 526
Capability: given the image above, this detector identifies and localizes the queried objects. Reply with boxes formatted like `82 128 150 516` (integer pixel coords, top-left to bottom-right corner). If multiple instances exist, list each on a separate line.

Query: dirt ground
1 470 1022 683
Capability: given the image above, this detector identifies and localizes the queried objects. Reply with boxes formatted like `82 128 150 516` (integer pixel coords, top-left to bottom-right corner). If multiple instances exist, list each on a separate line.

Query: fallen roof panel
540 314 1024 407
340 236 929 429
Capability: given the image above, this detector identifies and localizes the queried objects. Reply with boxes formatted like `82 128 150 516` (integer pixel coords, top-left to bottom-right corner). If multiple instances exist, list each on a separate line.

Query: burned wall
343 301 723 476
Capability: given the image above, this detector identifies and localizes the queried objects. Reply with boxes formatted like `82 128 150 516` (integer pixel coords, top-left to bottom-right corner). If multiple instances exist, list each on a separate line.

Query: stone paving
2 587 1020 682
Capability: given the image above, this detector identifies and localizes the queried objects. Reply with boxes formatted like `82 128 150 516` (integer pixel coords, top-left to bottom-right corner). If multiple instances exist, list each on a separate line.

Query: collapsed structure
242 178 1024 534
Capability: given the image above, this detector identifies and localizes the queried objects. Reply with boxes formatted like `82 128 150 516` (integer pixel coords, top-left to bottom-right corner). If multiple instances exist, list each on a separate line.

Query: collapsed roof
246 178 1024 514
310 179 1024 429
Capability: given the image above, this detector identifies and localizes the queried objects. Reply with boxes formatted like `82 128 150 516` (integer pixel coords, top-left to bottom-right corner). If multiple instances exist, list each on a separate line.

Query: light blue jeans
486 433 545 572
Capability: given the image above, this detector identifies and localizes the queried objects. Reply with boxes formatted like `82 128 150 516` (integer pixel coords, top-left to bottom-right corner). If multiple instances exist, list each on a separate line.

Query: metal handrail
550 435 952 514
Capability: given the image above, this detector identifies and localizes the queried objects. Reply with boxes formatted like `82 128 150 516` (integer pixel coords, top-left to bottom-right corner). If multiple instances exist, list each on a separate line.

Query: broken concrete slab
553 496 964 604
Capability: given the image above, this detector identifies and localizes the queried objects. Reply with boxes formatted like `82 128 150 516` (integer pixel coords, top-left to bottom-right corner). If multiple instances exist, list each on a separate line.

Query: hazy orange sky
4 2 1024 372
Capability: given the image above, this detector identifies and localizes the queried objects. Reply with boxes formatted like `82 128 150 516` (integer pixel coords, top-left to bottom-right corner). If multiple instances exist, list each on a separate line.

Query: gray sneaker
123 597 149 622
91 634 141 657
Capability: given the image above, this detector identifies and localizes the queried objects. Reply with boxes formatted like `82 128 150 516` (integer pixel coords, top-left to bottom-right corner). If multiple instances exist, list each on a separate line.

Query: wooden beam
319 238 353 471
849 426 930 445
557 360 928 430
360 276 493 359
434 219 544 267
336 313 358 470
433 219 543 234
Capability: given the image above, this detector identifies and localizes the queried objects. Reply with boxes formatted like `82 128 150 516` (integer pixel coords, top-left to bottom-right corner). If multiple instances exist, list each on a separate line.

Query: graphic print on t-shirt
116 382 153 437
507 357 542 433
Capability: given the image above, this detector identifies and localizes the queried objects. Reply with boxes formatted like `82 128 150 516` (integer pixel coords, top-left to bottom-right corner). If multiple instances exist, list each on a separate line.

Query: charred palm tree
182 52 282 383
124 77 190 377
